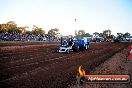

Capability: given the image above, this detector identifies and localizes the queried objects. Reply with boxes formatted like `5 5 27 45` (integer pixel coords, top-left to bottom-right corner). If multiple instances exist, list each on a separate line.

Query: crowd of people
0 32 57 41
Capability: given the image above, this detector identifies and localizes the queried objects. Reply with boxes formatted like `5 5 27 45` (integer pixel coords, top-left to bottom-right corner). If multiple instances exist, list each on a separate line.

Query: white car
126 36 132 41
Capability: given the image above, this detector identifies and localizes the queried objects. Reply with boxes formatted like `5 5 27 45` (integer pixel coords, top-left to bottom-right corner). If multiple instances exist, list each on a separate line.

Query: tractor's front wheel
75 46 79 52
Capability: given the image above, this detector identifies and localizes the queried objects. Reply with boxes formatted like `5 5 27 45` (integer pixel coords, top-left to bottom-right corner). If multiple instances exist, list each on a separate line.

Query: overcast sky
0 0 132 35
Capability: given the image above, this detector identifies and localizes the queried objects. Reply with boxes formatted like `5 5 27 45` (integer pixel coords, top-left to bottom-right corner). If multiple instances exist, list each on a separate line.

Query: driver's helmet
69 38 73 46
62 40 68 46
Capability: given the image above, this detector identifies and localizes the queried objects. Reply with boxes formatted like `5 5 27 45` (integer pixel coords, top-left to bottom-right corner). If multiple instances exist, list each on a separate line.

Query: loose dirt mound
0 42 130 88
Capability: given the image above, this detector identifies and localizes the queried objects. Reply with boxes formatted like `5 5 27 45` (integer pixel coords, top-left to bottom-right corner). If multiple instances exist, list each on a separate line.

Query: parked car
113 36 120 43
126 36 132 41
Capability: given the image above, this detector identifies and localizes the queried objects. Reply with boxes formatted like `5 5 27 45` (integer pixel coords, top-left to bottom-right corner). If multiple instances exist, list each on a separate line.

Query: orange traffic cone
127 46 132 61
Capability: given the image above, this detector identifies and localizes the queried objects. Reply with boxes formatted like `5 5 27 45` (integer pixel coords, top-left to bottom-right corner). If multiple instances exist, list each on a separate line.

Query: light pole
75 19 77 37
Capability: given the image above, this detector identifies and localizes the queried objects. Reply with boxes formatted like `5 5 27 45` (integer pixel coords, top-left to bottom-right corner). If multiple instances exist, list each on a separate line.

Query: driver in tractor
62 40 68 47
68 38 74 47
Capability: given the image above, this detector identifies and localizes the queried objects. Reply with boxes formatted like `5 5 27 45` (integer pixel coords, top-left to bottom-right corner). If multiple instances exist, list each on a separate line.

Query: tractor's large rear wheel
75 46 79 52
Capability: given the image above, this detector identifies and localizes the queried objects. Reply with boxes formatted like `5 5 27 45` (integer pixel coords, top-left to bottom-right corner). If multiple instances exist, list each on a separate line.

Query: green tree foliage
77 30 85 38
99 33 103 37
103 29 112 38
123 32 131 38
74 30 86 38
48 28 59 35
93 32 99 36
0 21 18 33
7 21 17 31
26 30 32 34
32 25 45 35
18 26 29 34
0 24 8 32
117 33 124 40
117 33 123 36
84 33 92 37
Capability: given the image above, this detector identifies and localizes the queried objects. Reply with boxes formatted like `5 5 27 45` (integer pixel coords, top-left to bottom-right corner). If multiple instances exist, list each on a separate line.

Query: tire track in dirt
0 50 87 81
0 42 130 88
0 42 108 82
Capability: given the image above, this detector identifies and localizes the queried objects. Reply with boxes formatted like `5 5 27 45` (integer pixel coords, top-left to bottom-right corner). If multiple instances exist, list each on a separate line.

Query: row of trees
75 29 112 38
0 21 131 38
0 21 59 36
75 29 131 39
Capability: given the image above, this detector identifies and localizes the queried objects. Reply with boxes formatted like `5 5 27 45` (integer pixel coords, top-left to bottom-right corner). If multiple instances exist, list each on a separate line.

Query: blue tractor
58 37 90 53
78 38 90 50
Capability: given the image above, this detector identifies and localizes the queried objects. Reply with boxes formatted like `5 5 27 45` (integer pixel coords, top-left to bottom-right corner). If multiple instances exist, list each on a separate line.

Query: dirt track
70 44 132 88
0 42 130 88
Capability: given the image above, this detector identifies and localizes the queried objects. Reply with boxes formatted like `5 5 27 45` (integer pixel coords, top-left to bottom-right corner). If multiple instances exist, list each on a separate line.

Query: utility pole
75 19 77 37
